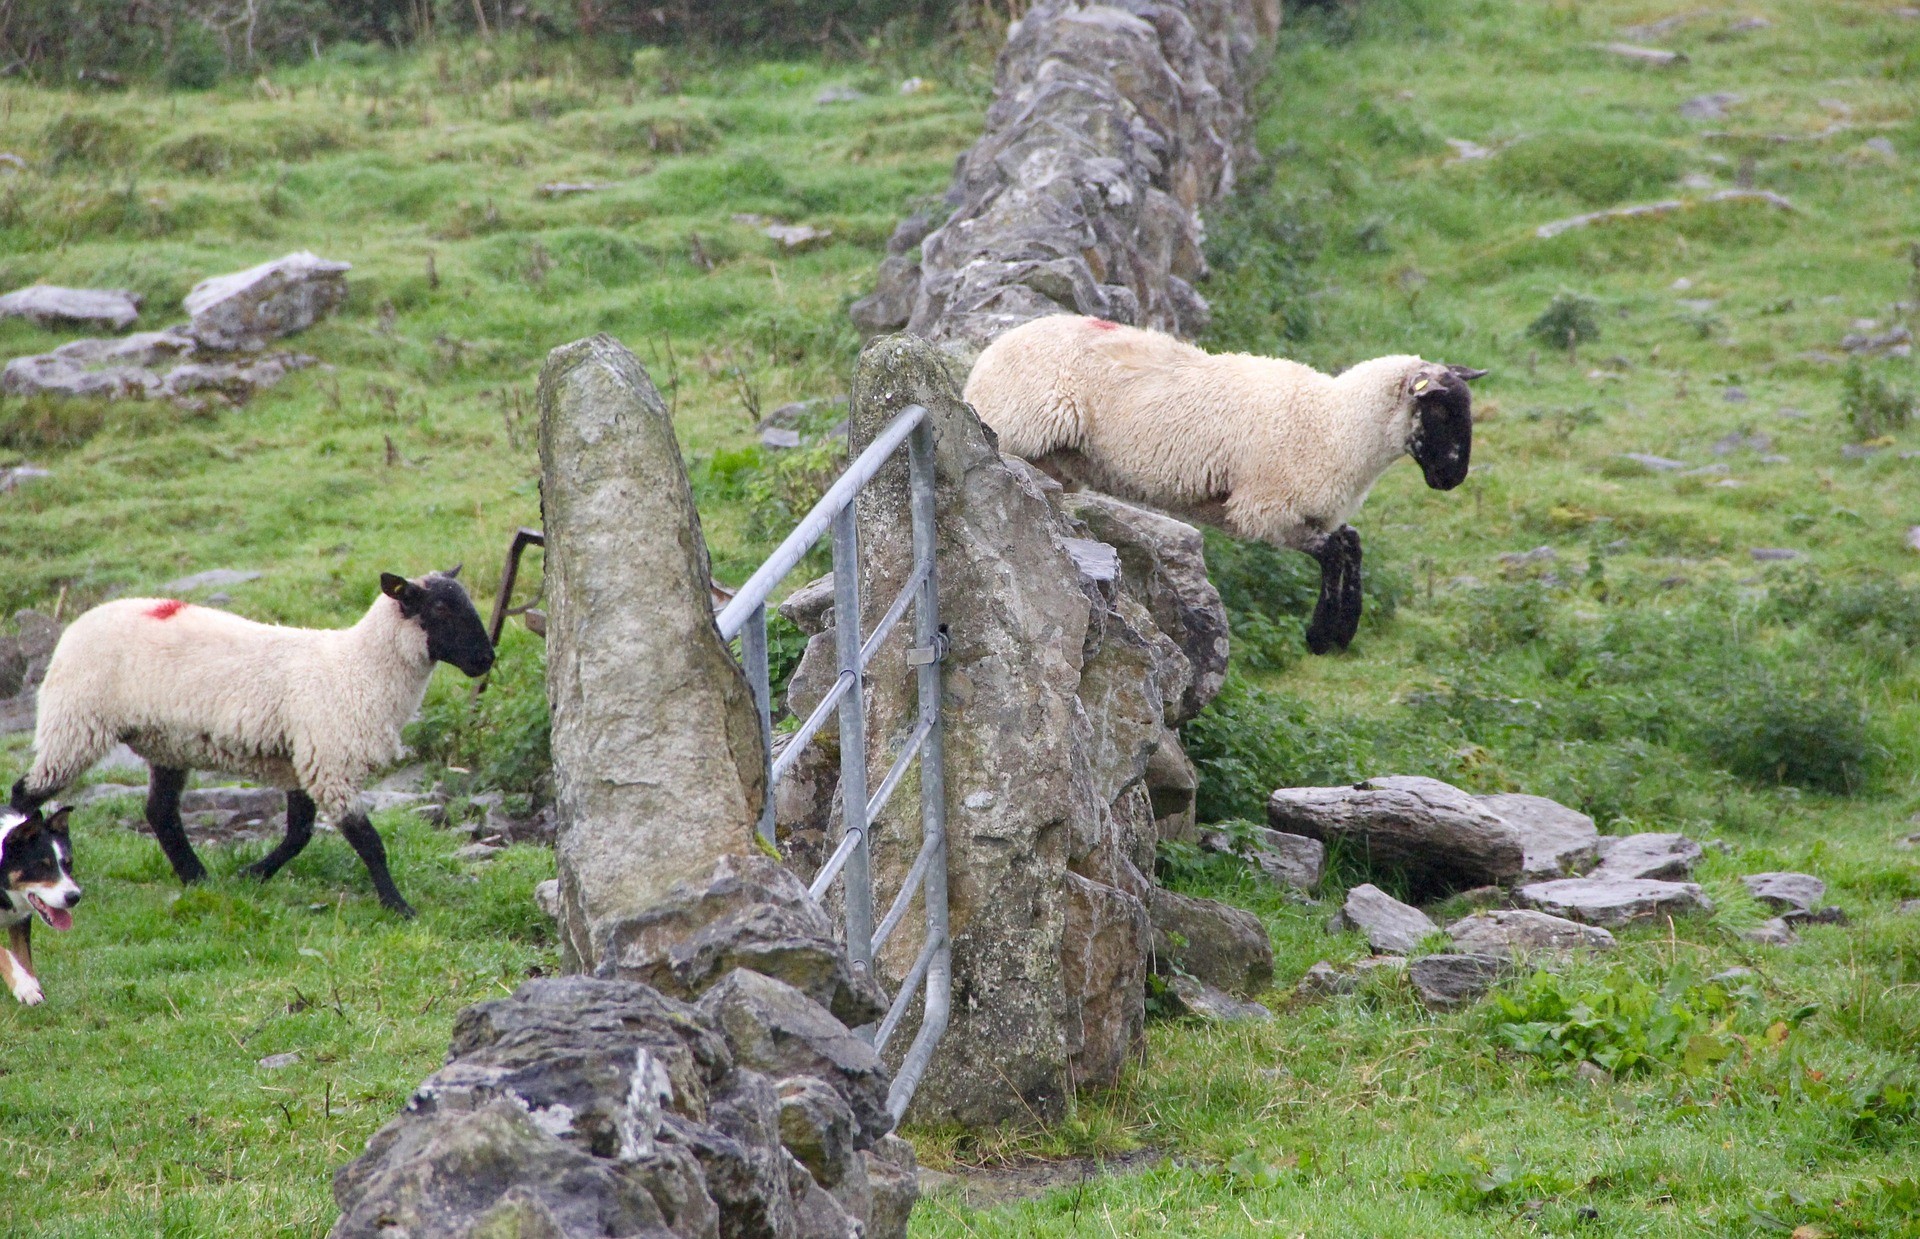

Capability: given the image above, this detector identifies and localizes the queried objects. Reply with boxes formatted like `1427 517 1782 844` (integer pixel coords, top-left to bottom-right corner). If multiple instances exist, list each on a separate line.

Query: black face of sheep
1407 365 1486 491
381 568 496 677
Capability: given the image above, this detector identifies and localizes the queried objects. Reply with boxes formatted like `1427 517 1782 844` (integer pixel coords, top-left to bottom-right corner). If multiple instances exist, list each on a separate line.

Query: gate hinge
905 628 949 667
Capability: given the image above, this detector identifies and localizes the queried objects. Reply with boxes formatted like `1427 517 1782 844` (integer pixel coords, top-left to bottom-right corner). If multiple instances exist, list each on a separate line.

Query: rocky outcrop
856 0 1280 354
1147 885 1273 997
330 973 918 1239
538 335 767 974
821 333 1231 1125
1 253 346 404
0 609 61 736
0 284 141 330
1268 776 1525 896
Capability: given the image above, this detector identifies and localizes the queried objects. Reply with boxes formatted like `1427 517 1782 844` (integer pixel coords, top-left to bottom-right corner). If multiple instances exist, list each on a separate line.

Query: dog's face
1 805 81 931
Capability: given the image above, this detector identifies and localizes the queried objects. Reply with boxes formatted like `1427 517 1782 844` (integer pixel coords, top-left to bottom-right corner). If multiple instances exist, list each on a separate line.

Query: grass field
4 1 1920 1235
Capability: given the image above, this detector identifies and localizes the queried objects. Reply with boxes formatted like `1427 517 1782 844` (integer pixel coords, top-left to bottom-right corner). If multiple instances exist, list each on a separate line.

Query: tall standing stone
538 335 767 974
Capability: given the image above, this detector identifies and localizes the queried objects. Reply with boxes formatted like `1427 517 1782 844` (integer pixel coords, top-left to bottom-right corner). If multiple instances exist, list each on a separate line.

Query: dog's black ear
10 816 39 844
44 806 72 835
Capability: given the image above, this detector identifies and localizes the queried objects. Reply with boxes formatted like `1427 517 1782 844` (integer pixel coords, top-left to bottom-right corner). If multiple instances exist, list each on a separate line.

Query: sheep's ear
1449 365 1490 382
380 572 412 600
442 563 463 580
1405 365 1450 398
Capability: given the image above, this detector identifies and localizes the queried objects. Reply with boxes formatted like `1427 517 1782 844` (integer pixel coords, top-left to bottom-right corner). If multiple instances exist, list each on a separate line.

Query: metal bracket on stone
904 627 949 667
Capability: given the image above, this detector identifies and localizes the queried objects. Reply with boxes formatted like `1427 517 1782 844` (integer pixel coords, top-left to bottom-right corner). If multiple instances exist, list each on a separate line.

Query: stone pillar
537 334 767 974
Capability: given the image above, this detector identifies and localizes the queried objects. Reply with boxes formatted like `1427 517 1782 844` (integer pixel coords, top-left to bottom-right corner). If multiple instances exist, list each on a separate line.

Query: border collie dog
1 804 80 1006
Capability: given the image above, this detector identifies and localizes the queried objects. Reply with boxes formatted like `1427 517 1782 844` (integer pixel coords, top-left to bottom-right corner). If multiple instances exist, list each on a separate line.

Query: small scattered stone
1896 898 1920 915
1864 137 1897 157
1681 92 1744 120
1445 138 1492 161
1591 833 1703 881
1723 387 1749 402
1622 452 1690 471
764 223 833 250
535 181 607 197
1338 883 1440 955
1497 546 1556 568
1199 827 1324 891
1743 871 1825 913
453 842 502 862
1841 443 1884 459
533 879 561 919
897 77 932 95
1782 905 1848 926
1596 42 1687 66
257 1051 300 1069
1742 917 1797 945
815 85 866 105
1575 1061 1612 1086
761 426 803 449
1841 324 1911 354
1297 961 1355 1000
0 464 51 493
1713 431 1772 455
1749 547 1802 562
1709 966 1758 985
1409 954 1510 1010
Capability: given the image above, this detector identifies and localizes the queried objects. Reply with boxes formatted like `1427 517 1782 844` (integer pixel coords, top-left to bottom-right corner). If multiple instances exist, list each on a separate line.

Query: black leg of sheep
243 790 316 882
337 813 416 919
1303 525 1364 655
145 765 209 885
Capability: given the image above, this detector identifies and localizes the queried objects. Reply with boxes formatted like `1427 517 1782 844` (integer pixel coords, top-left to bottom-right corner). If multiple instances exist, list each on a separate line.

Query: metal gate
713 403 951 1122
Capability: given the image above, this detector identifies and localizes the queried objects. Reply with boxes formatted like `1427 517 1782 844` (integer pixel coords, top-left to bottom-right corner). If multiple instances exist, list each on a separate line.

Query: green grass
6 1 1920 1235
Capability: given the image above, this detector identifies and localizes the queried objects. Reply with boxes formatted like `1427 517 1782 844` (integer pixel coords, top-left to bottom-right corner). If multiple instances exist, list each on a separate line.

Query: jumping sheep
963 315 1486 653
9 569 494 917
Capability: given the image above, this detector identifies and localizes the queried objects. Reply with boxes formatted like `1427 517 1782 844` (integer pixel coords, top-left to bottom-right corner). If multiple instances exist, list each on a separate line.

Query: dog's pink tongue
43 906 72 931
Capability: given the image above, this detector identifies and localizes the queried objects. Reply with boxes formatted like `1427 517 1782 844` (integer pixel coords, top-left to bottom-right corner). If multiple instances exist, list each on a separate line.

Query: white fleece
26 594 434 819
963 314 1442 547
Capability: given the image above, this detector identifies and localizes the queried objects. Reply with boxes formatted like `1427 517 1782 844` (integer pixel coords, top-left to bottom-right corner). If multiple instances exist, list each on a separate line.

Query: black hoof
382 897 418 920
241 860 277 882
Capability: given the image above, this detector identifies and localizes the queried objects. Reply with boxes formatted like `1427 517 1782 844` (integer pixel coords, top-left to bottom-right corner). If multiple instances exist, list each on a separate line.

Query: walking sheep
964 315 1486 653
9 569 495 917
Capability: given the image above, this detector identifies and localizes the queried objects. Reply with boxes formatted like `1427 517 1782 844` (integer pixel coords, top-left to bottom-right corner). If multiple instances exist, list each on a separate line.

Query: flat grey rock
184 251 349 350
0 285 141 330
0 464 51 493
1741 917 1797 945
1590 833 1703 881
1681 92 1743 120
164 568 264 593
1198 826 1323 891
1409 954 1510 1010
1270 776 1523 895
1743 871 1825 913
1165 975 1271 1022
1478 793 1599 880
1445 908 1615 955
1749 547 1803 561
1621 452 1689 471
1338 883 1440 955
454 842 502 862
1517 877 1714 926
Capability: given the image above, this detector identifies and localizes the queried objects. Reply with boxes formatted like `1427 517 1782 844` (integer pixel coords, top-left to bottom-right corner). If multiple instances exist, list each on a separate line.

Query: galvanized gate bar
708 402 950 1123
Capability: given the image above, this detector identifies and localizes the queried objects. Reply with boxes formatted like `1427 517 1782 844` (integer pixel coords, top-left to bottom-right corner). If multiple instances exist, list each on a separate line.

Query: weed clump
1526 291 1601 350
1183 673 1371 823
1693 670 1877 794
1841 361 1916 439
1492 133 1682 206
407 628 551 798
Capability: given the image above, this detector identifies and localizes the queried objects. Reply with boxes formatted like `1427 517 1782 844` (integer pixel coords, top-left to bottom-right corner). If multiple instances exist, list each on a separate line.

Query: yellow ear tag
1413 379 1430 393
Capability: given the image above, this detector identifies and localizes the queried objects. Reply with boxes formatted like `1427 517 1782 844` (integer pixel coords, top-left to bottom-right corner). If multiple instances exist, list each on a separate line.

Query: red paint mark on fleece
146 600 187 620
1088 319 1119 331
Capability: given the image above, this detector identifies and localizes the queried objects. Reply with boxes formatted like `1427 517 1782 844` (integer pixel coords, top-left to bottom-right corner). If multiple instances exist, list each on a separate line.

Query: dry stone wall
853 0 1281 354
